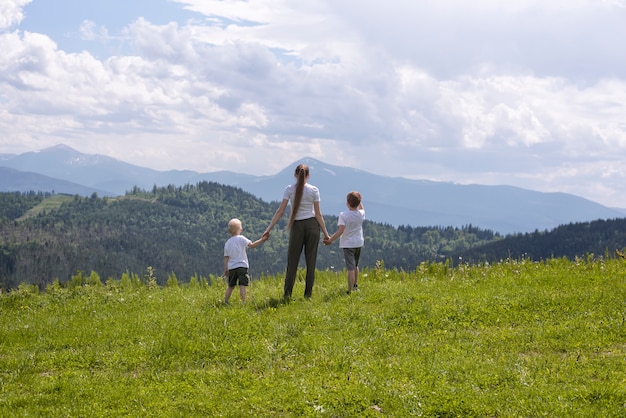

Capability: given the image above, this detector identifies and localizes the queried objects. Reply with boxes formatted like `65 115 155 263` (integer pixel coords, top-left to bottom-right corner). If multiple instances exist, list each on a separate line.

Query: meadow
1 257 625 417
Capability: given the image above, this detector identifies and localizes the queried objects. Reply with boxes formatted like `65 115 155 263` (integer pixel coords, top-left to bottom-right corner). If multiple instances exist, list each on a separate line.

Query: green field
18 194 74 220
1 257 625 417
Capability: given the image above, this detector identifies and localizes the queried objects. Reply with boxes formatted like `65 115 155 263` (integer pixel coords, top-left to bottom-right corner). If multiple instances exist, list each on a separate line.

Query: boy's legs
347 270 356 292
237 269 250 302
353 248 361 289
227 267 249 302
224 286 235 303
343 248 359 293
225 268 239 303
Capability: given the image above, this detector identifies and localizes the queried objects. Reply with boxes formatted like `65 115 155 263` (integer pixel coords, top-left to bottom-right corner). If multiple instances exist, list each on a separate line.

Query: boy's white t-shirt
283 183 320 221
338 208 365 248
224 235 252 269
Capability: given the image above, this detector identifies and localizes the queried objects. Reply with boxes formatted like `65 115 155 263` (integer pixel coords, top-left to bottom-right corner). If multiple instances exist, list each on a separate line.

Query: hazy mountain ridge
1 144 624 234
0 167 114 197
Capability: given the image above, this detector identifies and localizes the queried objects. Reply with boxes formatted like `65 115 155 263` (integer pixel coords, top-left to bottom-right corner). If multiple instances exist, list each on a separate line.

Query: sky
1 0 626 208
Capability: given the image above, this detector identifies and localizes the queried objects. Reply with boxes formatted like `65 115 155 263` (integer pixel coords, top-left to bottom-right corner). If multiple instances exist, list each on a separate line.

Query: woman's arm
313 201 330 239
325 224 345 245
263 199 289 238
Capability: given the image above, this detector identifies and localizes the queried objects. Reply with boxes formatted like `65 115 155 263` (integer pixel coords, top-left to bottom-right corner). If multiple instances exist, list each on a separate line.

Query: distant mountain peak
300 156 323 164
276 157 329 177
41 144 77 153
290 156 325 169
35 144 115 167
293 157 356 173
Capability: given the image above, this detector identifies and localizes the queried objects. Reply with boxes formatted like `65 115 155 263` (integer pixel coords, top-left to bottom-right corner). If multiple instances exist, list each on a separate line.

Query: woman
263 164 330 299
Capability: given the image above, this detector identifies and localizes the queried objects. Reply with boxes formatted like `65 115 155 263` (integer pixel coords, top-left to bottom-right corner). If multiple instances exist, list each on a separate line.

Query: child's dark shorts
342 247 362 271
228 267 250 287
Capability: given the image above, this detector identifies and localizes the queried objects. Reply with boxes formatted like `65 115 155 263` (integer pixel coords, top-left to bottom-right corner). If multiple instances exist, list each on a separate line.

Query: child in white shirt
223 218 267 303
324 192 365 294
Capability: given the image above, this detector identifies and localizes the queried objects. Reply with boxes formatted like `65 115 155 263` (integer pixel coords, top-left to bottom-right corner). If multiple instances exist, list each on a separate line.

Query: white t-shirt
282 183 320 221
338 208 365 248
224 235 252 269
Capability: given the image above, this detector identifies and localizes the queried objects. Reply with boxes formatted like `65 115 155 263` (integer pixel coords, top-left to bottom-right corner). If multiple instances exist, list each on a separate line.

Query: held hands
262 229 331 244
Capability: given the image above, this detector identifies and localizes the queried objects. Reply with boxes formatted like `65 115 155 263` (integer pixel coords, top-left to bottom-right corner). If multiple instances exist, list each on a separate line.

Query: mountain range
1 144 624 234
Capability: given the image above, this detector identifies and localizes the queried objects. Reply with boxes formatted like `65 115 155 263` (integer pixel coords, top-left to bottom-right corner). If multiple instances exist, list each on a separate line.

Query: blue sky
21 0 200 58
2 0 626 209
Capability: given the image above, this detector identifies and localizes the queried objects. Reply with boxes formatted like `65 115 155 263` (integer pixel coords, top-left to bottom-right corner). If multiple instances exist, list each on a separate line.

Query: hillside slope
0 185 498 289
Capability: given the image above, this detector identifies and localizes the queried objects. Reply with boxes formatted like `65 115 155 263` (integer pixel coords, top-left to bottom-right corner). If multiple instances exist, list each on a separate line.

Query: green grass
1 257 625 417
18 194 74 220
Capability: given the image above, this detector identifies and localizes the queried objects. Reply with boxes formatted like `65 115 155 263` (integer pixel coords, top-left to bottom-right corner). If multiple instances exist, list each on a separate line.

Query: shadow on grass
208 286 357 311
321 287 359 303
252 296 293 311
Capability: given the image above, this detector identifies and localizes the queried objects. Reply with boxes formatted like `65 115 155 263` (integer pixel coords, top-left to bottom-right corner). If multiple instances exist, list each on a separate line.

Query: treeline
453 218 626 263
0 191 49 220
0 184 501 289
4 183 622 291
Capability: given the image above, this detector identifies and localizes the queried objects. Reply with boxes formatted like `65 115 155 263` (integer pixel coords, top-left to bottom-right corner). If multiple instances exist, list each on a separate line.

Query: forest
0 183 624 290
452 217 626 263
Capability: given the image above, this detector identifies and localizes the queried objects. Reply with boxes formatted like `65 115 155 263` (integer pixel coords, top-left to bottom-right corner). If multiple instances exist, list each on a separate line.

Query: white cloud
1 0 626 209
0 0 31 30
327 0 626 79
79 20 110 42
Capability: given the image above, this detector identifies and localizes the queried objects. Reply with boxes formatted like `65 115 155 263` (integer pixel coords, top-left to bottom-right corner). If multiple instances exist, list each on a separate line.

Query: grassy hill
0 185 500 289
1 258 624 416
18 194 74 220
2 185 626 292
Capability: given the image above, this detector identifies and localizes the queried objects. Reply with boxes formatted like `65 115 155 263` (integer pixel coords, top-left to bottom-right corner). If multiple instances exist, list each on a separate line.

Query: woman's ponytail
288 164 309 228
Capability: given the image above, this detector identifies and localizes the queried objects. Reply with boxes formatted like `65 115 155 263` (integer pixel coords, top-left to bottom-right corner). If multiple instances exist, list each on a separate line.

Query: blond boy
223 218 267 303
